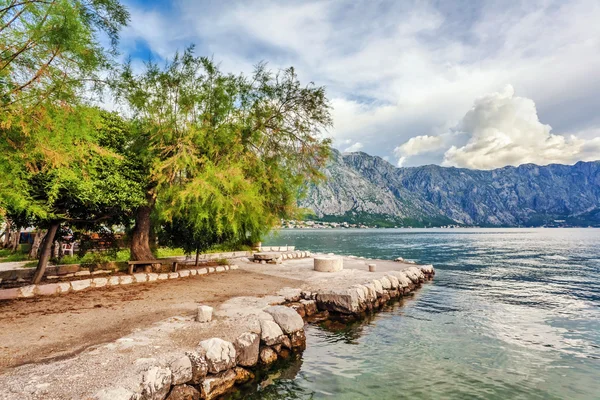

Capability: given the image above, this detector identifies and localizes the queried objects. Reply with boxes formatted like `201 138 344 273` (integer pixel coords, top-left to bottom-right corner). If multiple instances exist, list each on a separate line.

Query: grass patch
0 249 30 262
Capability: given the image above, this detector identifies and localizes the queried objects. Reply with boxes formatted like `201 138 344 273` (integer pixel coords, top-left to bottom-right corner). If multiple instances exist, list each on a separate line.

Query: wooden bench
127 259 180 274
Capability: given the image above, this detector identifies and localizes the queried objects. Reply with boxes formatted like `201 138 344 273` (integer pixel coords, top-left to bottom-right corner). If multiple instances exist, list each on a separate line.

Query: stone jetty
0 252 434 400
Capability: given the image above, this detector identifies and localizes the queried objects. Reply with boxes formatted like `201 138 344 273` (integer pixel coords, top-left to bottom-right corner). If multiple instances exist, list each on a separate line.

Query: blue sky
116 0 600 169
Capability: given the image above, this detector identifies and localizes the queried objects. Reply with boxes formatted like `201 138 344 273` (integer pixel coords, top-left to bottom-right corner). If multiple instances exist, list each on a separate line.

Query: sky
117 0 600 169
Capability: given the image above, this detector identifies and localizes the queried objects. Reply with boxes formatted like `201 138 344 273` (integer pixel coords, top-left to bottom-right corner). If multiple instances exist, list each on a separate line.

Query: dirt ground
0 269 303 373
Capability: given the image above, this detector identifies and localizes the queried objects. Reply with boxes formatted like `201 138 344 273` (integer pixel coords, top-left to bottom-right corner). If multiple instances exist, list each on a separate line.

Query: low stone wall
0 265 239 301
92 264 435 400
251 250 311 264
258 246 295 252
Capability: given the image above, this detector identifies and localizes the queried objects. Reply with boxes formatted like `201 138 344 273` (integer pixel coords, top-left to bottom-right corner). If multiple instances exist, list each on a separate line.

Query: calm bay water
245 228 600 399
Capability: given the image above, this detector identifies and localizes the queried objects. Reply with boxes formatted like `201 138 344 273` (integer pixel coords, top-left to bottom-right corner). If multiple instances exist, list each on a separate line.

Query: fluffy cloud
394 135 445 157
120 0 600 167
441 85 600 169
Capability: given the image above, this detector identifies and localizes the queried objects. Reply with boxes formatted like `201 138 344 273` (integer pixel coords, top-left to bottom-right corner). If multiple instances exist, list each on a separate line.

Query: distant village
280 220 462 229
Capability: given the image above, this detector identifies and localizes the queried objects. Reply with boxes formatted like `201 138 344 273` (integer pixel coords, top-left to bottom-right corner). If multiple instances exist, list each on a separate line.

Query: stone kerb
0 264 240 301
313 256 343 272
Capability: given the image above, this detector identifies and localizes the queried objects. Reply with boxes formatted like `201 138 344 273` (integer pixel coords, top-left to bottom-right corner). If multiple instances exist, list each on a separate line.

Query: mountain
299 149 600 227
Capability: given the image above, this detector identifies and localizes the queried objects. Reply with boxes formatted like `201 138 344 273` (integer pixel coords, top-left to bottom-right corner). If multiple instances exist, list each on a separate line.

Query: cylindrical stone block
368 264 376 272
314 256 343 272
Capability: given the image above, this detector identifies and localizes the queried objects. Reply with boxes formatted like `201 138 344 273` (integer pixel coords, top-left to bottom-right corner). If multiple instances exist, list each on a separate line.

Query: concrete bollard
196 305 213 323
314 256 343 272
368 264 376 272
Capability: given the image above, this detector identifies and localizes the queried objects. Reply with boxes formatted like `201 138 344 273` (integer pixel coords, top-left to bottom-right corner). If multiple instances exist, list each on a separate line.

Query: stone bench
313 256 343 272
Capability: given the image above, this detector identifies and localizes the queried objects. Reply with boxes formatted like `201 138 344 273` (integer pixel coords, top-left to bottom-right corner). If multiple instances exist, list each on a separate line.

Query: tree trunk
195 248 200 266
3 220 12 248
32 222 60 284
10 230 20 252
130 200 156 261
29 230 45 259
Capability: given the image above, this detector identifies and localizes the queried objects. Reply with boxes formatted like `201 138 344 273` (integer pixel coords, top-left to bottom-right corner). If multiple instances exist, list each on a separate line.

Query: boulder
93 387 136 400
234 332 260 367
379 276 392 290
288 302 306 318
265 306 304 334
362 283 377 303
133 273 148 283
195 305 213 323
166 385 200 400
170 355 193 385
140 366 172 400
385 275 400 289
372 279 384 297
185 351 208 384
316 288 362 314
120 276 134 285
290 330 307 349
199 369 236 400
300 299 317 316
233 367 254 384
350 285 368 304
71 279 91 292
198 338 236 374
259 319 285 346
259 347 278 365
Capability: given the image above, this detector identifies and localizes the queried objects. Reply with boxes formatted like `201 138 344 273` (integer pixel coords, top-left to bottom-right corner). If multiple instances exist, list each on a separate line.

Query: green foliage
0 0 129 113
0 248 29 261
113 48 332 255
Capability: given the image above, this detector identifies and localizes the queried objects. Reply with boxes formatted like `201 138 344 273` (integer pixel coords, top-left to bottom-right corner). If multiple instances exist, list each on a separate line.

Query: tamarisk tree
114 47 331 260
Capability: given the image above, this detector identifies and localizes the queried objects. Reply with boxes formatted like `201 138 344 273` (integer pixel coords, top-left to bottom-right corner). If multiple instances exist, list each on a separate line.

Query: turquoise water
249 228 600 399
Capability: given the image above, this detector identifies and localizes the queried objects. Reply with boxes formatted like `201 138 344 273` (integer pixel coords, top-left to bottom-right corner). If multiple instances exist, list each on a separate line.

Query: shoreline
0 253 434 400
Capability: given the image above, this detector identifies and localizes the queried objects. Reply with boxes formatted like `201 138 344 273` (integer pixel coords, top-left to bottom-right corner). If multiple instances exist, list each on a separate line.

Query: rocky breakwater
94 306 306 400
307 265 435 316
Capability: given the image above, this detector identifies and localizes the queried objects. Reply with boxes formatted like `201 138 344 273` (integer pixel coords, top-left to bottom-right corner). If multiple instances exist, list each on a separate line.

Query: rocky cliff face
300 150 600 227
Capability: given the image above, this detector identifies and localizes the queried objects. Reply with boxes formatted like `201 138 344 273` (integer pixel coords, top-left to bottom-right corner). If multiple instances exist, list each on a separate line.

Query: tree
113 48 332 261
0 0 129 112
0 106 145 283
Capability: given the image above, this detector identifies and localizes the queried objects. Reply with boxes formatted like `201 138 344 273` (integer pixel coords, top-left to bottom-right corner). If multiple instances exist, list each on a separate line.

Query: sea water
240 228 600 399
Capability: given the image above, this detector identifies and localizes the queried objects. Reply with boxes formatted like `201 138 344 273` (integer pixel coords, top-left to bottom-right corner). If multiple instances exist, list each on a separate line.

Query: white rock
350 284 369 304
93 387 136 400
372 279 384 296
168 272 179 279
141 366 172 400
75 270 91 277
189 269 197 276
208 267 215 273
363 283 378 302
386 275 400 289
170 355 193 385
234 332 260 367
19 285 36 298
230 265 239 270
199 369 236 400
265 305 304 334
259 319 286 346
196 305 213 323
158 273 169 280
108 276 120 286
92 277 108 288
379 276 392 290
57 282 71 293
119 276 133 285
71 279 91 291
197 268 208 275
133 273 147 283
215 266 225 272
178 270 190 278
198 338 236 374
147 273 158 282
316 288 362 314
186 350 208 384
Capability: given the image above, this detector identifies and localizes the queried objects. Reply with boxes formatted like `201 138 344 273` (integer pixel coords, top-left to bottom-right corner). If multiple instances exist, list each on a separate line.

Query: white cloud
343 142 364 153
120 0 600 167
394 135 445 158
441 85 600 169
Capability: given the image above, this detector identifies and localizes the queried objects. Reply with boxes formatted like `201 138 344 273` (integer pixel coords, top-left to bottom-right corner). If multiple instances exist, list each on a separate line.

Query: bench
127 259 180 274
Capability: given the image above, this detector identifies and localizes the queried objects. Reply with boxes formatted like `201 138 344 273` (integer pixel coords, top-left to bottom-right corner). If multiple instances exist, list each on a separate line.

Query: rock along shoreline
92 259 435 400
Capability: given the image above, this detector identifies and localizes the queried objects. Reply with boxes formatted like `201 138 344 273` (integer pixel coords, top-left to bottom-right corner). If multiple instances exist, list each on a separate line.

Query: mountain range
299 149 600 227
